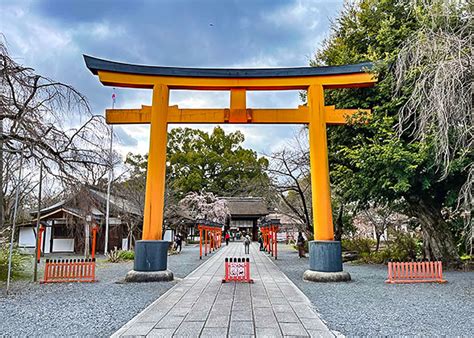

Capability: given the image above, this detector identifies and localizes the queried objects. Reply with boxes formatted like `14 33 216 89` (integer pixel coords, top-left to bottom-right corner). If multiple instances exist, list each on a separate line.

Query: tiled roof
220 197 269 217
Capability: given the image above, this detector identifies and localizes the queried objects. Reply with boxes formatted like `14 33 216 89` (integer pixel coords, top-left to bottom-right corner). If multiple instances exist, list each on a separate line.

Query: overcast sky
1 0 344 157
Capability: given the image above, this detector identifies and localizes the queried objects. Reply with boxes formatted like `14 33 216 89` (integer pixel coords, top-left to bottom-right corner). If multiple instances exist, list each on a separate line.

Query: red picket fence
385 261 447 284
41 258 96 283
222 257 253 283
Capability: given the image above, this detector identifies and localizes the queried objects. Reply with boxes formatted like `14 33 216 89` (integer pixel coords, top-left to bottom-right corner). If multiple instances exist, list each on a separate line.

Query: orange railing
41 258 96 283
385 261 447 284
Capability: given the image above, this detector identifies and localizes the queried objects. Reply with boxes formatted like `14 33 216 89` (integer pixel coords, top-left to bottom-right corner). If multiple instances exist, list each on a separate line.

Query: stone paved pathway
113 243 336 337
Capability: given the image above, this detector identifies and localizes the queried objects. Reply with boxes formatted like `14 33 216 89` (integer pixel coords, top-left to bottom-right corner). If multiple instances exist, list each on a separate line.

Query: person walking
225 232 230 246
175 233 183 253
297 232 306 258
258 233 264 251
244 234 251 254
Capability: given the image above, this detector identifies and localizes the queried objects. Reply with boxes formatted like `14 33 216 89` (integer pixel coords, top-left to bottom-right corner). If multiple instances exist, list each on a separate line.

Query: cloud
1 0 343 158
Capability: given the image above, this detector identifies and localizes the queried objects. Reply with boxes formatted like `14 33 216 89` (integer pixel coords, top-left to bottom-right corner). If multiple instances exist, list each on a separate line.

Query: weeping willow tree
394 0 473 254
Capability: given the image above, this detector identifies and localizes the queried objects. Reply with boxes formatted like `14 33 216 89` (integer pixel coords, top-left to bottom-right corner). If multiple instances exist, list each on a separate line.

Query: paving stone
200 327 228 337
279 322 309 336
275 310 300 323
229 320 255 336
173 321 205 337
307 330 335 338
137 311 168 323
146 328 176 337
256 327 283 337
231 310 253 321
205 313 229 328
155 315 184 329
168 306 192 317
300 317 330 331
269 297 290 305
273 304 291 313
121 322 156 336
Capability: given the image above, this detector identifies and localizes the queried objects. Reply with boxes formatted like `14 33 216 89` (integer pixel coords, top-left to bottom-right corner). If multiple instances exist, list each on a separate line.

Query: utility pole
33 161 43 282
6 149 23 294
104 90 115 254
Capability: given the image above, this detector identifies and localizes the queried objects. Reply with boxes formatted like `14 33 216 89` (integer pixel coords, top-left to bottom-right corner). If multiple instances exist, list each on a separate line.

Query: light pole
6 148 24 294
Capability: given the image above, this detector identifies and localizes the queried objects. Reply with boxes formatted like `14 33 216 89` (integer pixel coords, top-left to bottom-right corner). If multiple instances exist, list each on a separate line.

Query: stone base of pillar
125 240 173 282
125 269 174 283
303 270 351 282
303 240 351 282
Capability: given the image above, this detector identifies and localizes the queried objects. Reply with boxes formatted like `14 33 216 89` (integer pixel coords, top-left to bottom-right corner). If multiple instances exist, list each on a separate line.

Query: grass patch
0 245 32 281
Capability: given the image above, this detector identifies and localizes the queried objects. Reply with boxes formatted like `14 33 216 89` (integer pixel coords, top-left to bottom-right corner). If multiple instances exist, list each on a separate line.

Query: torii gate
84 55 375 281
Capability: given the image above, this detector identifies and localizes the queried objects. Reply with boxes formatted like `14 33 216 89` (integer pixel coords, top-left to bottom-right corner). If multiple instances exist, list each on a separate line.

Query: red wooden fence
222 257 253 283
41 258 96 283
386 261 447 284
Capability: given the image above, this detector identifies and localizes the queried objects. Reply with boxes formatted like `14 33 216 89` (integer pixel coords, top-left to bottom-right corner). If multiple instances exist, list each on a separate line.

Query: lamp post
6 148 24 294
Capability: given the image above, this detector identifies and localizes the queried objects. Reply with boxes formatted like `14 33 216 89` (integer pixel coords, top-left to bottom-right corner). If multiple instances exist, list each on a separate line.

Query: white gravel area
274 244 474 337
0 244 208 336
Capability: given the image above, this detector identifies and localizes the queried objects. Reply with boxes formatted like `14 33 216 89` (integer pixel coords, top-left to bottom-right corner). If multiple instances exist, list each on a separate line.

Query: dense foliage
314 0 471 262
166 127 269 196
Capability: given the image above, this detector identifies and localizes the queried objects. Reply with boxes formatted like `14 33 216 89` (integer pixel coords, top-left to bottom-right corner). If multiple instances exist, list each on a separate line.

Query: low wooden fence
385 261 447 284
41 258 96 283
222 257 253 283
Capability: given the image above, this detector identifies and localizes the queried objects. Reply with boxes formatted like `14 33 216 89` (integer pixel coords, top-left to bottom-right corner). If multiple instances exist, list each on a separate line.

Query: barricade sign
222 257 253 283
385 261 447 284
41 258 96 283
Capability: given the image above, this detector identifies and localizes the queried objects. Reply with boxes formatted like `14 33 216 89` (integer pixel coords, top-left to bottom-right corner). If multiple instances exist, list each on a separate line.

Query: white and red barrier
222 257 253 283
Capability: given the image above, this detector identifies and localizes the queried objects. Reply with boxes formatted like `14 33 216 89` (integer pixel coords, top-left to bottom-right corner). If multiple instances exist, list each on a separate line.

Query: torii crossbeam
84 55 376 281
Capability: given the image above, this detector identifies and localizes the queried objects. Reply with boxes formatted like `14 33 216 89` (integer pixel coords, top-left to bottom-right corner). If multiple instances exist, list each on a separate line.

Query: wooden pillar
142 84 169 240
204 228 208 256
199 226 202 259
308 84 334 241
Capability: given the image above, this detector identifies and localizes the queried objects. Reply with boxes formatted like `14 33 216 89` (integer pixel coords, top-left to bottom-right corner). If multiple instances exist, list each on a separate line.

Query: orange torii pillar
84 55 375 282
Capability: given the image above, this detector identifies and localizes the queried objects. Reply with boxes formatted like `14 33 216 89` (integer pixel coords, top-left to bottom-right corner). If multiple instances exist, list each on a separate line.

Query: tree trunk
406 196 460 263
375 233 381 252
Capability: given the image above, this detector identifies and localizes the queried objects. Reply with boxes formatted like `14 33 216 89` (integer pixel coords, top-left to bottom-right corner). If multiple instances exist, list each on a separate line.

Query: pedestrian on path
297 232 306 258
174 233 183 253
258 233 264 251
225 232 230 246
244 234 251 254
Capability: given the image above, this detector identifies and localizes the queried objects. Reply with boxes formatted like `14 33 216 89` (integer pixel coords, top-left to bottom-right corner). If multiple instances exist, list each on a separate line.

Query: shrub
0 244 30 281
106 248 135 262
106 247 121 263
341 238 375 254
118 250 134 261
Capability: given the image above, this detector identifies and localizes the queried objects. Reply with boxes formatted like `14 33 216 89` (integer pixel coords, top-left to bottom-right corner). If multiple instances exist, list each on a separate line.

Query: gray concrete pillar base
305 240 350 282
125 269 174 283
134 240 169 271
303 270 351 282
309 240 343 272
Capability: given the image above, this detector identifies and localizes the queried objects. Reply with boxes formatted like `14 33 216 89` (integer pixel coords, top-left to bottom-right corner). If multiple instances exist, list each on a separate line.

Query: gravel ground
274 244 474 337
0 244 208 337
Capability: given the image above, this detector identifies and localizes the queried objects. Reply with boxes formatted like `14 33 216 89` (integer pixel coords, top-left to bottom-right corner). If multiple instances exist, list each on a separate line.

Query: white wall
122 238 129 250
43 226 51 254
18 227 36 247
163 229 174 242
52 238 74 252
